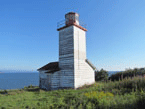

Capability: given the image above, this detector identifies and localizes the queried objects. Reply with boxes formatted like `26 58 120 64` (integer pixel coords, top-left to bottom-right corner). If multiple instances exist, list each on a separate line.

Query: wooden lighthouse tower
38 12 96 90
57 12 96 89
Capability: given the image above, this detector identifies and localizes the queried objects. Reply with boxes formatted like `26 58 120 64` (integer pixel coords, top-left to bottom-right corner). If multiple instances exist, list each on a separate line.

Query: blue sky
0 0 145 71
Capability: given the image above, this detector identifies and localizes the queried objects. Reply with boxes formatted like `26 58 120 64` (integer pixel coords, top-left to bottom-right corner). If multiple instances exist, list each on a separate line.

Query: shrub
28 84 33 88
24 86 27 89
95 69 109 81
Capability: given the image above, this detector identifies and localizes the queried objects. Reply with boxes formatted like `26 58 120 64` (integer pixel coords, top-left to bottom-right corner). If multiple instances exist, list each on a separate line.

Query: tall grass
1 77 145 108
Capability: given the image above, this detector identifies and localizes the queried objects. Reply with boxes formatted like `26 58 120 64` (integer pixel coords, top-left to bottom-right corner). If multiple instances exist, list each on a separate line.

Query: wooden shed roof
37 62 60 73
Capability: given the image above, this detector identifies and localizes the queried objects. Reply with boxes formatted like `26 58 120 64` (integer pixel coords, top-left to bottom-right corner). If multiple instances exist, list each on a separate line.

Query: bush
24 86 28 89
95 69 109 81
0 90 7 94
28 84 33 88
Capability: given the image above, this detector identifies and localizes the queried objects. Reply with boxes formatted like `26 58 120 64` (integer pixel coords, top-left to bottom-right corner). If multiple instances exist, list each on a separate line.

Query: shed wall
39 71 51 90
39 70 74 90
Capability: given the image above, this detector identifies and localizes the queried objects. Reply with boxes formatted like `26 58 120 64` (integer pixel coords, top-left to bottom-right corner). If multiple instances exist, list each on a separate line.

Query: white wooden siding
73 26 95 89
39 24 95 90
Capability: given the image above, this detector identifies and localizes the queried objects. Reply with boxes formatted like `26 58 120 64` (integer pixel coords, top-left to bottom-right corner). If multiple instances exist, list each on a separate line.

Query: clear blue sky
0 0 145 71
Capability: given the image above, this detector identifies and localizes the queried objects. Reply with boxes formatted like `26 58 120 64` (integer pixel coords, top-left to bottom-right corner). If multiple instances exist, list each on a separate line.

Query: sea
0 70 39 90
0 70 121 90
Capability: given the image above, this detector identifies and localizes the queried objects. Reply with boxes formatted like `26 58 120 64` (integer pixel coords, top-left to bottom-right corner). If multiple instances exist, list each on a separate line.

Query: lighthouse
37 12 96 90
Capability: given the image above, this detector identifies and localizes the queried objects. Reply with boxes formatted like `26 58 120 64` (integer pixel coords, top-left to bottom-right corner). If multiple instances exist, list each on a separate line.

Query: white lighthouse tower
57 12 96 89
38 12 96 90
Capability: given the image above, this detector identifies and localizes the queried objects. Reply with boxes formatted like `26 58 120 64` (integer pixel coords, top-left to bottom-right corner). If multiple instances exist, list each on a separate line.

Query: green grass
1 77 145 109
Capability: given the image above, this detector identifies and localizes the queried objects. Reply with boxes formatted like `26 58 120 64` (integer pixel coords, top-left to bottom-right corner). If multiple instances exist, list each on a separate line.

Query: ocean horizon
0 70 39 90
0 70 121 90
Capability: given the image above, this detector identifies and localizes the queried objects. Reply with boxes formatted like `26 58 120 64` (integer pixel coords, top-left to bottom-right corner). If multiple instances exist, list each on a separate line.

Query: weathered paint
39 12 95 90
73 26 95 89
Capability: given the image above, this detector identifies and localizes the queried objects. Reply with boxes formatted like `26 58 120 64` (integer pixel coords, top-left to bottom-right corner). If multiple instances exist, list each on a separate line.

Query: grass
1 77 145 109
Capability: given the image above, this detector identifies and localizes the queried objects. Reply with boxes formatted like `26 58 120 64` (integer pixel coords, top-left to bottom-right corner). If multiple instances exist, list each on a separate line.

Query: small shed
37 62 60 90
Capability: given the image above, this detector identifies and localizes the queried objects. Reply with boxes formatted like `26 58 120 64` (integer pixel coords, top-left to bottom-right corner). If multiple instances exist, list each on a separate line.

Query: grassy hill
1 76 145 109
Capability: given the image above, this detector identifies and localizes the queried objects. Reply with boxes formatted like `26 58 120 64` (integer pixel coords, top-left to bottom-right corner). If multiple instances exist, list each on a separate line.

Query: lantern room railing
57 19 87 29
